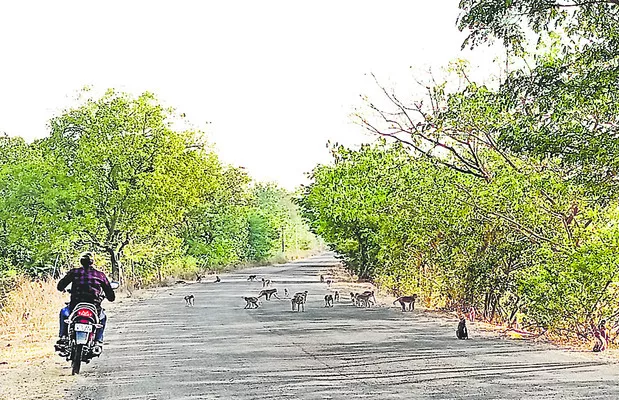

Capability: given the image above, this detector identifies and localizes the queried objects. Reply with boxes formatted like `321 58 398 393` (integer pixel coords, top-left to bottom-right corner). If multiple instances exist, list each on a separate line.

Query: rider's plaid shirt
57 267 115 309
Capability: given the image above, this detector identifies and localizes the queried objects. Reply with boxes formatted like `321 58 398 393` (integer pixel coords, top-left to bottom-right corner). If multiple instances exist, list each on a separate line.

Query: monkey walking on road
258 289 280 300
247 275 257 281
393 295 418 312
184 295 195 306
243 297 261 309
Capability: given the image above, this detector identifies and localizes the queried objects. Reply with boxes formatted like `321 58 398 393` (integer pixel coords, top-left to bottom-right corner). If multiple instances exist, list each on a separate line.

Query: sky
0 1 500 189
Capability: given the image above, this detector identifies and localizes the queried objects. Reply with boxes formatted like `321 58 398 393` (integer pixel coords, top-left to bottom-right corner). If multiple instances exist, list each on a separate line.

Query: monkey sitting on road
243 296 260 309
262 278 272 287
456 317 468 339
247 275 257 281
393 295 418 312
334 291 340 302
257 288 280 300
324 294 334 307
214 276 221 283
284 288 290 298
184 295 195 306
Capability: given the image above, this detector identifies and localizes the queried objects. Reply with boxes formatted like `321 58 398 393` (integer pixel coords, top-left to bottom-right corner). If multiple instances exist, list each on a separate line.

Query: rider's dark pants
59 305 107 342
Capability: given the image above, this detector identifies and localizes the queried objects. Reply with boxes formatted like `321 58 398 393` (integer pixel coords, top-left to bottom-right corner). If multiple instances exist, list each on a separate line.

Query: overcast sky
0 1 499 189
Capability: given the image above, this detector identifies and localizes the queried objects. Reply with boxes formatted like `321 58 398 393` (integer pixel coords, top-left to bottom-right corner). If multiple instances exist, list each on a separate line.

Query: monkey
356 292 376 307
468 306 477 322
292 292 307 312
324 294 334 307
293 290 308 298
243 296 260 309
247 275 257 281
184 295 194 306
284 288 290 298
350 292 357 304
266 279 272 287
356 291 376 307
214 276 221 283
393 295 418 312
593 319 608 352
320 275 324 283
257 288 280 300
326 279 332 287
262 278 272 287
334 291 340 302
456 317 468 339
195 272 204 282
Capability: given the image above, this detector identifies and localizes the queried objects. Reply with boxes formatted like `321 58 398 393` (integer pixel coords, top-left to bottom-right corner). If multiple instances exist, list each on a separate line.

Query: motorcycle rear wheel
71 344 83 375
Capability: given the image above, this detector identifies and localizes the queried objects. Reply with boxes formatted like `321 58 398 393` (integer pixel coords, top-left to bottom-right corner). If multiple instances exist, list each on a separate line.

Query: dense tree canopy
301 0 619 339
0 90 318 288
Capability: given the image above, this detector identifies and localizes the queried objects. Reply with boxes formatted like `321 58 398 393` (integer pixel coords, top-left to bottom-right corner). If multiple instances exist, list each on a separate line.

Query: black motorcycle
57 282 119 375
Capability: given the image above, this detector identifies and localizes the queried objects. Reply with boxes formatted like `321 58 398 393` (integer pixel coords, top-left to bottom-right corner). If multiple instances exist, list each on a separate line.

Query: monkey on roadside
324 294 334 307
243 296 260 309
257 288 280 300
334 291 340 302
456 317 468 339
184 295 195 306
247 275 257 281
393 295 418 312
214 276 221 283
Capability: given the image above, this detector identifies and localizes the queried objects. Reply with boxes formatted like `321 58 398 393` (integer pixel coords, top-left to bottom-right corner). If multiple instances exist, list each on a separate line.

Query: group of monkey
184 272 469 339
242 274 311 311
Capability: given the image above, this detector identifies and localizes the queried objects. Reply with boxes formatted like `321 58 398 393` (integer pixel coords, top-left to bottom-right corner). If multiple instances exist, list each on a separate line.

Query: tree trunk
105 247 121 281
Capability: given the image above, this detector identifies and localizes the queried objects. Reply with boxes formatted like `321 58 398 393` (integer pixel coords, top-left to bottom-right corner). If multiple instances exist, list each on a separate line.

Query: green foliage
301 141 619 337
317 1 619 339
0 89 317 286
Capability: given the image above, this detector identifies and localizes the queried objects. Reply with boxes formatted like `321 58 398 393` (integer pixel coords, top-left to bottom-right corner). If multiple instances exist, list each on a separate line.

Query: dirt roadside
320 263 619 362
0 286 164 400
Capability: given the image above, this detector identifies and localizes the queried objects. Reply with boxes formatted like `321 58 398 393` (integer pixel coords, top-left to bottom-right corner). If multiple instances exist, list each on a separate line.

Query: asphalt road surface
71 253 619 399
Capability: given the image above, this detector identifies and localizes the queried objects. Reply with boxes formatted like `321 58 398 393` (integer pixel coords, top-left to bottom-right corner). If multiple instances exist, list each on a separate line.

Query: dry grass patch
0 277 74 400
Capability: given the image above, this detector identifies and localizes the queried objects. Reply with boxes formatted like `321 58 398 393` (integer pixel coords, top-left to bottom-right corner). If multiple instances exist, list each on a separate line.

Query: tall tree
42 90 212 279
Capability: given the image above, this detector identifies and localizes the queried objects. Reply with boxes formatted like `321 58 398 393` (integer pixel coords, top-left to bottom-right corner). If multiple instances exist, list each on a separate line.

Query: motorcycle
58 281 119 375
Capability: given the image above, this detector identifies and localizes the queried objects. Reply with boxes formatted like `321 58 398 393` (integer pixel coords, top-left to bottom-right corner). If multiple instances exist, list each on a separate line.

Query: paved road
72 253 619 399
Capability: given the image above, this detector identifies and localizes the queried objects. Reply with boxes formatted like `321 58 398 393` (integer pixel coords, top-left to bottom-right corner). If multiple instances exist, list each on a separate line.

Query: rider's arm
57 269 74 292
101 276 116 302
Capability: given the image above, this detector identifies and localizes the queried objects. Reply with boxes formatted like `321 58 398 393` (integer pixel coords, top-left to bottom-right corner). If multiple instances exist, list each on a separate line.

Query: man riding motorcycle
55 252 116 355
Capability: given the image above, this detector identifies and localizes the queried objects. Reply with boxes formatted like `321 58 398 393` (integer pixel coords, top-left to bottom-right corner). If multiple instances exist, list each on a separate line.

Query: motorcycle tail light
77 309 94 318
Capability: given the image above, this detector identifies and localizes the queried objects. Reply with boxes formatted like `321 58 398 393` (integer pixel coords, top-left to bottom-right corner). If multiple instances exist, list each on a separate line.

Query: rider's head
79 252 95 268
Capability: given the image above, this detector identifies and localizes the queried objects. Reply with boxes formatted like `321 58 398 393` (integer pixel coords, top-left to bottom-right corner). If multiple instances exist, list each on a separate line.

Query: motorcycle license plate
74 323 92 333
